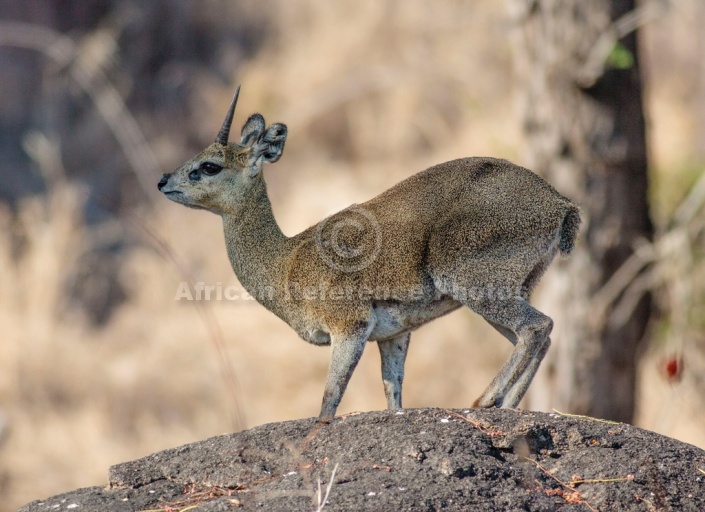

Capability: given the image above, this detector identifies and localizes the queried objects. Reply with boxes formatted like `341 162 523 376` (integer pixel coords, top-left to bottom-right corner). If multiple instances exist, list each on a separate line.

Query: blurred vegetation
0 1 703 510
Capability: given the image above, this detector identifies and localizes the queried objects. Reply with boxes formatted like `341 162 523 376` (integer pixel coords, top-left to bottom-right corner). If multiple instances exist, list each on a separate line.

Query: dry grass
1 2 704 511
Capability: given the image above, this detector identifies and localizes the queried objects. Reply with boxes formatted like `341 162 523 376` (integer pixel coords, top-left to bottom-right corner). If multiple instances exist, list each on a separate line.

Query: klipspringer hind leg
467 297 553 408
498 255 556 405
483 318 549 407
319 321 374 423
501 334 551 407
377 333 410 409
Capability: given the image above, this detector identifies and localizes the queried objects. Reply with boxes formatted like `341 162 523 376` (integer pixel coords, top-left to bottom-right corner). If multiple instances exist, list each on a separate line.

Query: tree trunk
509 0 653 422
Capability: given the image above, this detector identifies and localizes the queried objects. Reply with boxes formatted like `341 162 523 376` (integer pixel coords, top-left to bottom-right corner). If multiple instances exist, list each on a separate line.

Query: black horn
215 85 241 145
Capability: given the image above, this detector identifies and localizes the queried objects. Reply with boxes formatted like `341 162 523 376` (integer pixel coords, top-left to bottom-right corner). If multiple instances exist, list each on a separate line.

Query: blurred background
1 0 704 509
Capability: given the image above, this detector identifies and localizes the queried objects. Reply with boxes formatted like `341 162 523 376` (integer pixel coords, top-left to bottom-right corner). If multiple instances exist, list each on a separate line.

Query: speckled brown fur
158 88 580 422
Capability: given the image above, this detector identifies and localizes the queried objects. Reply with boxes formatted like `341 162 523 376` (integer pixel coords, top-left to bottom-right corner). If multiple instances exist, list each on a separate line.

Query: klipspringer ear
256 123 287 164
244 121 288 177
241 114 265 147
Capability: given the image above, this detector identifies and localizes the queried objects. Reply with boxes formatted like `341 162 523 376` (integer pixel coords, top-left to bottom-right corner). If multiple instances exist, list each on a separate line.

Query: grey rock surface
19 408 705 511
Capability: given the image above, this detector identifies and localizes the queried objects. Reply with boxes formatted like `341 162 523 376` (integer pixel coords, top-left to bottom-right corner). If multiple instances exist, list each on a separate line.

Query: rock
19 409 705 511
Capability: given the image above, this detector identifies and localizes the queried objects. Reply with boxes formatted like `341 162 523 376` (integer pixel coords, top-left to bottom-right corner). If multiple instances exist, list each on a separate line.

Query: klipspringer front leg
377 333 410 409
318 324 373 423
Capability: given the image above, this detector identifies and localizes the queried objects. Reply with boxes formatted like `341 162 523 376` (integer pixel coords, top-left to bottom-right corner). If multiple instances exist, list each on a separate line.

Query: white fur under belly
369 296 461 341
